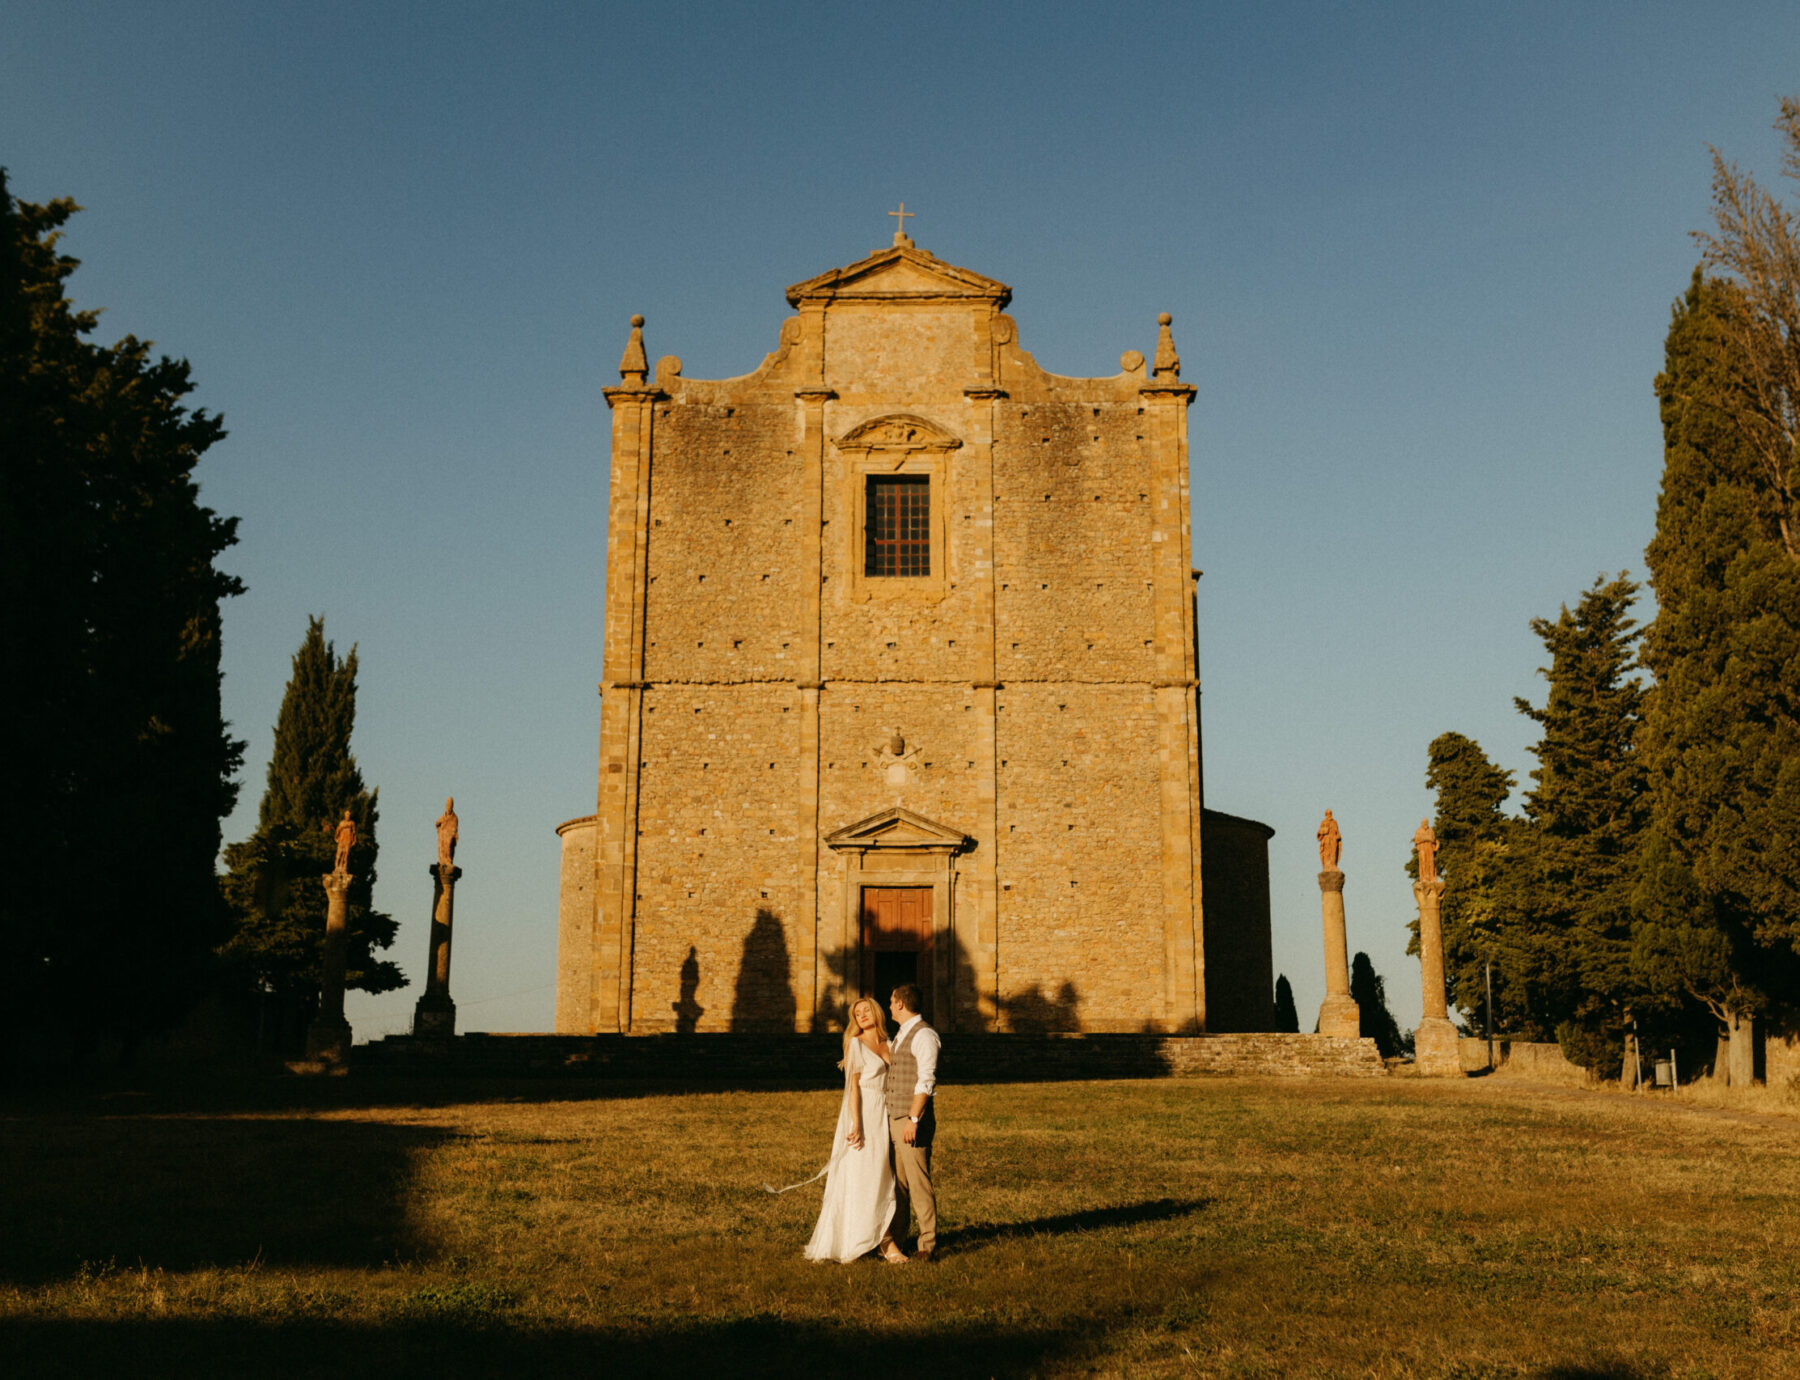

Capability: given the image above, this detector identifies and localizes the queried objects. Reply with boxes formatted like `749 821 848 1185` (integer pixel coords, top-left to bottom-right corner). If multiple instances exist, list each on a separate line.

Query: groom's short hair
890 983 921 1013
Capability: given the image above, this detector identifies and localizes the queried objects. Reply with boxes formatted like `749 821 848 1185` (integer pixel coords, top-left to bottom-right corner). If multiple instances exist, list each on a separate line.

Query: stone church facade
555 230 1273 1036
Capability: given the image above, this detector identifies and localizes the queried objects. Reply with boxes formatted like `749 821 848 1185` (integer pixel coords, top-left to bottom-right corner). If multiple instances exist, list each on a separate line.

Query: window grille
865 475 930 576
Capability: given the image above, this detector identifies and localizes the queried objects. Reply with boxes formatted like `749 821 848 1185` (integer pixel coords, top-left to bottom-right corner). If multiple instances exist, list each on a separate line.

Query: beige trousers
886 1115 936 1253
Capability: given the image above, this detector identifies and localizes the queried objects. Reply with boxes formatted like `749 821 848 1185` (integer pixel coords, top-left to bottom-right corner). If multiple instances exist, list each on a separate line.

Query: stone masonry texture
556 237 1275 1036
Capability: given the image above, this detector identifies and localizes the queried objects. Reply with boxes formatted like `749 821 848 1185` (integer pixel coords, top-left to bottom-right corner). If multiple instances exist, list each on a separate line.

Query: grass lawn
2 1073 1796 1378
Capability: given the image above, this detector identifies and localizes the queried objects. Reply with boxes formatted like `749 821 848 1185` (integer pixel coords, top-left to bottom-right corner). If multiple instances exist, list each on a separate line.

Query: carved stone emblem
875 729 923 787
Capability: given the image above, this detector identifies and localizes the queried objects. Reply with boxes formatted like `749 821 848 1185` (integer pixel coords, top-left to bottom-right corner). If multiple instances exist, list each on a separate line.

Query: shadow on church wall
812 932 1085 1035
729 909 796 1032
1000 981 1082 1033
672 947 704 1034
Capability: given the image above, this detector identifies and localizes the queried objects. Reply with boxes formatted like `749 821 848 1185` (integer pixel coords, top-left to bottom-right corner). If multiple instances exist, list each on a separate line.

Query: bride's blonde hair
838 997 889 1067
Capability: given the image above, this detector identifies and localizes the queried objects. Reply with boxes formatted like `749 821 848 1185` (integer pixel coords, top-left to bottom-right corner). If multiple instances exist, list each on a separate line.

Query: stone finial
619 314 648 384
1153 312 1180 380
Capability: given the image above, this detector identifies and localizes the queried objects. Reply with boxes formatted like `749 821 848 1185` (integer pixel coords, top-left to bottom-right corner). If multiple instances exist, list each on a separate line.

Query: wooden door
861 886 933 1021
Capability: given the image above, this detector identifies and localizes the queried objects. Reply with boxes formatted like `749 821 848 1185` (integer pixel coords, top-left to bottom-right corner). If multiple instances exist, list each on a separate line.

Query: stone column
1316 870 1360 1037
413 863 462 1040
1412 877 1460 1075
305 870 353 1064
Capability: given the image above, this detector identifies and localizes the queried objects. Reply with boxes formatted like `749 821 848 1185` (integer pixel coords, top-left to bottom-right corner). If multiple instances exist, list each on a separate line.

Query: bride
804 997 899 1262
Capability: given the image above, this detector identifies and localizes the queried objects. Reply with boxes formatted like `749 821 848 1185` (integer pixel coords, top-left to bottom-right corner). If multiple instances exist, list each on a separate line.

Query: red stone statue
1414 819 1440 884
331 810 357 874
1317 810 1342 870
436 797 459 870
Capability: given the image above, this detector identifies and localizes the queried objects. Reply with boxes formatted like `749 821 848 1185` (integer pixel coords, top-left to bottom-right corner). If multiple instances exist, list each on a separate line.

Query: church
554 221 1274 1036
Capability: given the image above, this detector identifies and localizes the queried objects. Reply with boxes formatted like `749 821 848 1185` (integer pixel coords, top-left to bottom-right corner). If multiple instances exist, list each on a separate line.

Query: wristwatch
907 1115 920 1123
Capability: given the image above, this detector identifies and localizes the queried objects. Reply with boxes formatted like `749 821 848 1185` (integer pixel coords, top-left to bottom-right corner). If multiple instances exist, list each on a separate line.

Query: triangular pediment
787 245 1011 309
824 806 973 852
835 413 962 452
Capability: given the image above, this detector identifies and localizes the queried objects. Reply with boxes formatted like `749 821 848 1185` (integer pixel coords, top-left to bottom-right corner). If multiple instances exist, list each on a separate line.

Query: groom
880 982 940 1264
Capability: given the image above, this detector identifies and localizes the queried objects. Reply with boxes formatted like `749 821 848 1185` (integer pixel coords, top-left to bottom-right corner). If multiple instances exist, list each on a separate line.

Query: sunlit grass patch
1 1076 1796 1377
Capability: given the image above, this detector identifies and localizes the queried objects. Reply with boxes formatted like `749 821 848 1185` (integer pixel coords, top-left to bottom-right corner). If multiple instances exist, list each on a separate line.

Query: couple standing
804 982 939 1264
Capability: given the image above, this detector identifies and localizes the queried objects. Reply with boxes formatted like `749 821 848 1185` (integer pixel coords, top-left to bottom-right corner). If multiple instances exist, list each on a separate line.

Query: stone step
354 1031 1387 1082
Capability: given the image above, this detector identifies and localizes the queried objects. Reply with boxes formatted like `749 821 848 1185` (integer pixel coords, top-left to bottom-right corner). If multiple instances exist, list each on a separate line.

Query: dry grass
3 1074 1797 1378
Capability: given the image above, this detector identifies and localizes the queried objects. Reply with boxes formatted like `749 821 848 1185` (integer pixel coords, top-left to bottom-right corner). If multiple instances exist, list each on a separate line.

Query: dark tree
1348 952 1407 1059
1272 974 1300 1034
222 618 401 1049
1408 733 1534 1034
1635 268 1800 1081
0 174 243 1070
1512 574 1649 1072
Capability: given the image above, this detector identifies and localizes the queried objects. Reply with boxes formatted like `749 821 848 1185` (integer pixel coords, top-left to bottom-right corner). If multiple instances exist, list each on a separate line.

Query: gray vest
886 1019 933 1120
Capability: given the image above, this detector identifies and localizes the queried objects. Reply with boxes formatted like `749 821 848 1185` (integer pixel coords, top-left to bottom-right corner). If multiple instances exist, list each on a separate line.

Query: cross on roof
889 202 915 243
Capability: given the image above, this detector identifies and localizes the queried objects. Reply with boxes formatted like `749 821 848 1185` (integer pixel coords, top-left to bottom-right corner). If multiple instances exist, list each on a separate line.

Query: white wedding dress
804 1037 897 1262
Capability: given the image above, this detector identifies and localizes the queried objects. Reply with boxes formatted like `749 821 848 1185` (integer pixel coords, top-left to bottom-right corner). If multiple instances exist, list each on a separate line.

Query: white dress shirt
895 1013 940 1098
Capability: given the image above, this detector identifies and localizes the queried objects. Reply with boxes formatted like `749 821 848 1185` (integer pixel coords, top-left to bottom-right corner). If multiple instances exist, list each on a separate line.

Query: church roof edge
786 244 1012 310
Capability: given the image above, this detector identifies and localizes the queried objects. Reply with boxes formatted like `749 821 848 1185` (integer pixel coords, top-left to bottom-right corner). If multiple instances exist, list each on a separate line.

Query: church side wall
628 687 801 1033
993 400 1157 683
640 401 802 686
553 816 597 1033
995 684 1164 1029
1199 810 1275 1033
986 398 1170 1029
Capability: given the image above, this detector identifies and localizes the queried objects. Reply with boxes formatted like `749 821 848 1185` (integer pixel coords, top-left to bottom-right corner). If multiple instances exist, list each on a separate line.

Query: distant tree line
1418 103 1800 1082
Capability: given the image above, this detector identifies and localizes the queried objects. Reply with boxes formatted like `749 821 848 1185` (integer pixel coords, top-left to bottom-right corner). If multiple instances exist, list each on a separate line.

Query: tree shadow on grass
942 1196 1211 1251
0 1315 1100 1380
0 1115 452 1286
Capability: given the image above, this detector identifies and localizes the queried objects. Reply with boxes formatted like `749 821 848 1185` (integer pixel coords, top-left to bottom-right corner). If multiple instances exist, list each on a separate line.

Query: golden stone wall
556 237 1268 1035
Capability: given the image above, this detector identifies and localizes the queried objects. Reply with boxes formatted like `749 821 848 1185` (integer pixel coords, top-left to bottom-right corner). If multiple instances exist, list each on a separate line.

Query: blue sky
7 2 1799 1036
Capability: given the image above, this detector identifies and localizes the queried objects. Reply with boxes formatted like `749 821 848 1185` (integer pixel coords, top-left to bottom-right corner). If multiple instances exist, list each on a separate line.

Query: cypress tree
1272 974 1299 1034
1635 270 1800 1080
1 175 244 1068
1409 734 1533 1035
1348 952 1407 1059
1512 574 1649 1073
222 618 402 1047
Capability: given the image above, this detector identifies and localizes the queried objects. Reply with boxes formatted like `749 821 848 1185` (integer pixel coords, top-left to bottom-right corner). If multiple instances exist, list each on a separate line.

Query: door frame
824 806 971 1032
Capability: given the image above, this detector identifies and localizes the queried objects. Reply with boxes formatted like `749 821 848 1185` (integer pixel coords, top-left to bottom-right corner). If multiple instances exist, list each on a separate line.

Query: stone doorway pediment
825 806 971 854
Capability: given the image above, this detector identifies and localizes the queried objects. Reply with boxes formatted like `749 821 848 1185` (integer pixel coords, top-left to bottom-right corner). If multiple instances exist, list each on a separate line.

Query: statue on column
330 809 357 874
436 797 459 871
1317 810 1342 871
1414 819 1440 883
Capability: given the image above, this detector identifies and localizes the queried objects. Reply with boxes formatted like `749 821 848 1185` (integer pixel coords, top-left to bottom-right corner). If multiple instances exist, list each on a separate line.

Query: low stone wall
1459 1037 1592 1084
355 1031 1388 1083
